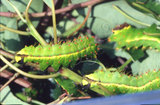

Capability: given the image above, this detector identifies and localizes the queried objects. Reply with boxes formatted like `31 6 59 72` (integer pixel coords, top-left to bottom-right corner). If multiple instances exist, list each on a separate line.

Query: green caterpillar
15 36 98 71
108 24 160 51
82 69 160 96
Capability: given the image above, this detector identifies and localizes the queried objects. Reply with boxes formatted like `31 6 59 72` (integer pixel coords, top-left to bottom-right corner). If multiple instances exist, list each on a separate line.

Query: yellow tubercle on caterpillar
82 79 89 86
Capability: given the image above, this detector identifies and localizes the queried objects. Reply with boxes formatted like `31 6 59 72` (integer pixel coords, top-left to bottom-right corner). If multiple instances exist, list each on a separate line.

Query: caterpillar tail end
15 56 22 62
82 79 89 86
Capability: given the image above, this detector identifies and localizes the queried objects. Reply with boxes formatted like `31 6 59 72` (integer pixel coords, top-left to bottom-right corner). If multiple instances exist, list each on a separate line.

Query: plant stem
0 55 60 79
0 49 14 59
0 28 5 31
5 0 47 46
0 24 30 35
6 0 26 23
113 5 150 27
68 0 72 5
60 68 115 95
117 58 133 72
0 70 32 88
68 5 92 38
16 93 45 105
0 41 5 49
51 0 57 44
60 68 83 84
25 0 47 46
0 60 14 72
132 2 160 20
0 73 19 92
1 0 105 18
31 100 46 105
143 31 160 36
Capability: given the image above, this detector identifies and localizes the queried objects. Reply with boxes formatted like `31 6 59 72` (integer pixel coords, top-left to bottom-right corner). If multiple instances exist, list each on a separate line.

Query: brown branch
0 49 40 70
71 96 91 100
0 0 105 18
0 49 14 59
0 12 18 17
0 70 32 88
0 73 19 91
68 5 92 38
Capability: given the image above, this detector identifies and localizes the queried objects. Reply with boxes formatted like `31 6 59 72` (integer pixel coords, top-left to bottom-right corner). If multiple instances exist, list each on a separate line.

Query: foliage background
0 0 160 104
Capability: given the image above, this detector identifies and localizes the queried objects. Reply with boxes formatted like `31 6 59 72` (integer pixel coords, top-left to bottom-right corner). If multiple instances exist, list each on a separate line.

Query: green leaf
127 0 160 15
71 0 88 4
4 19 24 51
1 0 44 51
43 0 68 8
78 61 101 75
43 0 52 8
109 24 160 75
109 24 160 51
1 0 44 28
75 0 160 38
128 48 145 60
0 86 29 105
0 4 24 51
131 49 160 75
49 79 62 100
54 76 81 96
115 49 133 60
76 16 112 38
46 19 81 38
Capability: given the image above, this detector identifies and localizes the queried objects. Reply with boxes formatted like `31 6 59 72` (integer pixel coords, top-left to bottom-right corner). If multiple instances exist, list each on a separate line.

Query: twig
47 95 91 105
117 58 133 72
0 24 30 35
0 12 17 17
0 60 14 72
48 95 71 105
0 55 60 79
143 31 160 36
0 70 32 88
16 93 45 105
0 73 19 91
0 49 40 70
113 5 150 27
6 0 26 23
25 0 47 46
132 2 160 20
68 0 72 5
0 41 5 49
68 5 92 37
60 68 83 84
51 0 57 44
71 96 91 100
47 93 67 105
0 49 14 59
0 0 105 18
